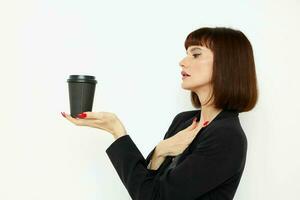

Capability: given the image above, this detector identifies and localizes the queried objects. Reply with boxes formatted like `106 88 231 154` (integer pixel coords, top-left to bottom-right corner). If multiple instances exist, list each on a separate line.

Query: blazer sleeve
105 119 244 200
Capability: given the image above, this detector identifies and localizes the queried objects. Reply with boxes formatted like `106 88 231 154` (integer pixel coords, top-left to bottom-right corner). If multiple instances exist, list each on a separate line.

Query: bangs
184 29 214 51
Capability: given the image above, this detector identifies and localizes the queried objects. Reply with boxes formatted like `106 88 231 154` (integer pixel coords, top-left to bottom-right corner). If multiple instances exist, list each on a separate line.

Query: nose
179 57 187 68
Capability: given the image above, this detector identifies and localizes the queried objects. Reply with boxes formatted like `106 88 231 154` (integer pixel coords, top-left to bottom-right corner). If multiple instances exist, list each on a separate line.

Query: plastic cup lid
67 75 97 84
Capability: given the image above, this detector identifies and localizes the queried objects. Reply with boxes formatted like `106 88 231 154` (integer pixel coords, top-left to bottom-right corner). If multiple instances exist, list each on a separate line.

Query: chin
181 83 194 91
181 82 207 92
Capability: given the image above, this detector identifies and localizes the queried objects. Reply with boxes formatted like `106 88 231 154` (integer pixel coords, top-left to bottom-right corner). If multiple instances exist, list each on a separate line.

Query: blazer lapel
146 109 239 175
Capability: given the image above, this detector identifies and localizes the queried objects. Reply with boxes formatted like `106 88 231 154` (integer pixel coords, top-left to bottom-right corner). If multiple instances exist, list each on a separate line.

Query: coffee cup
67 75 97 118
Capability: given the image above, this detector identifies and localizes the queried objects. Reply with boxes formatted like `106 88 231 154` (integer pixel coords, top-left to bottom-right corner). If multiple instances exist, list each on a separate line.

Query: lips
181 71 191 76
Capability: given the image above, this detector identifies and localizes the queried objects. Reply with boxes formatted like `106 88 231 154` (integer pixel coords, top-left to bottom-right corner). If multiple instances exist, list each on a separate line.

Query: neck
199 105 223 125
194 84 223 126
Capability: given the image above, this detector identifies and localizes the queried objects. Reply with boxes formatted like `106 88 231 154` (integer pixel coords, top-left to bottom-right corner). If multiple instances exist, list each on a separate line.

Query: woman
61 26 258 200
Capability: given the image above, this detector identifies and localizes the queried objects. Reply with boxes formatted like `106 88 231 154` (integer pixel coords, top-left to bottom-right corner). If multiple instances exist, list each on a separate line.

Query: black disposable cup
67 75 97 118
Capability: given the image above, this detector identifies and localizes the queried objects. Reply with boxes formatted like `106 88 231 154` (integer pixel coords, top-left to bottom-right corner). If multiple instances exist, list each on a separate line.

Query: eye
193 54 201 58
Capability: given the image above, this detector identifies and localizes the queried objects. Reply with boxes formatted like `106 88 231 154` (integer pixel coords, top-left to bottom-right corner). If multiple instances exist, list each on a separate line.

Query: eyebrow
186 47 203 53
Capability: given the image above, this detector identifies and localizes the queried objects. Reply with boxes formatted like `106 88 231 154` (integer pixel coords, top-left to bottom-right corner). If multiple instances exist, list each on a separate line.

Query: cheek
193 73 211 84
193 66 212 80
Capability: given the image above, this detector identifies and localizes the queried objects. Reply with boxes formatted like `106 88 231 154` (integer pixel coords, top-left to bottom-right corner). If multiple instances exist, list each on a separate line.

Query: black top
105 109 247 200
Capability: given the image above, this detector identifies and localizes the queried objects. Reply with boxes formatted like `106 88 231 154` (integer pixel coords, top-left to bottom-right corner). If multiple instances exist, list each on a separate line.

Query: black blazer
105 109 247 200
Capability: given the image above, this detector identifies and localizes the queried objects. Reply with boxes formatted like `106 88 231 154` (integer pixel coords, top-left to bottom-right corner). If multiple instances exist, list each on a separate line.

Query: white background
1 0 299 199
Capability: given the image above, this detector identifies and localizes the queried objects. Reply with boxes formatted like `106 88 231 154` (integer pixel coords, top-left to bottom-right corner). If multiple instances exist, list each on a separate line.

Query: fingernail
77 113 87 118
61 112 66 118
203 121 209 126
193 117 197 122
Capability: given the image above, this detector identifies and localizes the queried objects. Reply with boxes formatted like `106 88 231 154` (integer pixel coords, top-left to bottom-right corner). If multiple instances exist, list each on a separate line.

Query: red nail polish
61 112 66 118
203 121 209 126
77 113 87 118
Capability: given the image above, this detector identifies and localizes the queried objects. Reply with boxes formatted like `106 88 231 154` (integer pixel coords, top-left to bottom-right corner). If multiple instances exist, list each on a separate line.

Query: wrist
112 119 127 140
113 131 127 140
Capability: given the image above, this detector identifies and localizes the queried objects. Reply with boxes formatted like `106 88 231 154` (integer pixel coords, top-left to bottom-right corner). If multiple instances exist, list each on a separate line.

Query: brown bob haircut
184 27 258 113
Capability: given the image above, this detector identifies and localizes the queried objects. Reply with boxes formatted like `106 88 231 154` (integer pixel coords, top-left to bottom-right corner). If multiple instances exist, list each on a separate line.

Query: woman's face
179 45 214 91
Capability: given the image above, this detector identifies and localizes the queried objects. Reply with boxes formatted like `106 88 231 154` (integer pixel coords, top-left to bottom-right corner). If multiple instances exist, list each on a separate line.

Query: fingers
63 112 96 127
191 123 203 136
77 111 99 119
79 111 115 120
186 117 198 131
